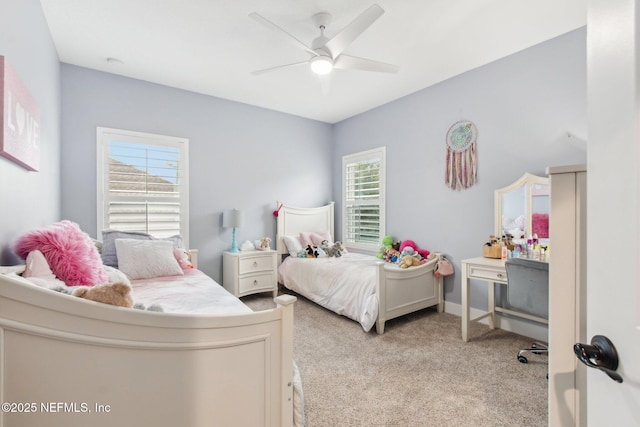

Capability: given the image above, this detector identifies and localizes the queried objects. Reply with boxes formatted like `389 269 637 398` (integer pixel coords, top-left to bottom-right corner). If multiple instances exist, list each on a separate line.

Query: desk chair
505 257 549 363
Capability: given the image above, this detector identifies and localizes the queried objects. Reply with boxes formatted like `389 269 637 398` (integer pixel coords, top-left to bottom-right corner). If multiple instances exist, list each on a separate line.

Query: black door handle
574 335 623 383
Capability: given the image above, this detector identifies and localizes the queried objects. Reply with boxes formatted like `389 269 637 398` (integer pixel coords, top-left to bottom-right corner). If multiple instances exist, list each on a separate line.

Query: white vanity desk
461 172 551 341
461 256 549 342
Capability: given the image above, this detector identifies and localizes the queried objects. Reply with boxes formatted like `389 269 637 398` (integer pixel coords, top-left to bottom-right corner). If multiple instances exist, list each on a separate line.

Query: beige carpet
243 290 547 427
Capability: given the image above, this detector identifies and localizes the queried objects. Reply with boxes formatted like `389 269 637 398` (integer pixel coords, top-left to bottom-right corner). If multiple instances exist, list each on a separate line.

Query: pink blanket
130 269 251 315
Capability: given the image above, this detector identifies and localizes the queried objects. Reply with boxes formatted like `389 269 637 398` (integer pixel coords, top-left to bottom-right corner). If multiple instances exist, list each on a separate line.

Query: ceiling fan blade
324 4 384 58
334 55 399 74
249 12 318 57
251 60 309 75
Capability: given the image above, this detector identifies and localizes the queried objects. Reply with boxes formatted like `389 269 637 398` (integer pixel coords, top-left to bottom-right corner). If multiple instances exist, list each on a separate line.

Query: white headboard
275 202 335 264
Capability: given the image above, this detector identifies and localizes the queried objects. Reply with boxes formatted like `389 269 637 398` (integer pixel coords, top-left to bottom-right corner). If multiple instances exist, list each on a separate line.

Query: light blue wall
333 28 587 309
0 1 586 314
0 0 61 264
60 65 333 281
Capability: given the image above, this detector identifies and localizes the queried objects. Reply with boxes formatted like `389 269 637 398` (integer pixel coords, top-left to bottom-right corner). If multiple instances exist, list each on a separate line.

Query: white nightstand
222 250 277 298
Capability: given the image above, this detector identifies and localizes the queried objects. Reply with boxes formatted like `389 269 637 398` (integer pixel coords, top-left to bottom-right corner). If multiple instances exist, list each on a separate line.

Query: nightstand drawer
223 250 277 298
239 255 273 274
239 273 274 294
468 265 508 283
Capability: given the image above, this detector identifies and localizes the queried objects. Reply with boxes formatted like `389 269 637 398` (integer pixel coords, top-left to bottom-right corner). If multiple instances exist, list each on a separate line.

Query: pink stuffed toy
174 248 194 269
399 240 430 259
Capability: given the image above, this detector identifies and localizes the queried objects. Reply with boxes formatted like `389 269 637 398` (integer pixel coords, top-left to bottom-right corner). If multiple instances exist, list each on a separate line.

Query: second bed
276 202 444 334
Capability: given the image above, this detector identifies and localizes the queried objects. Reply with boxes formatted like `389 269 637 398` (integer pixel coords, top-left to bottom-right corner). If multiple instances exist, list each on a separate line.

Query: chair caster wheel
518 355 528 364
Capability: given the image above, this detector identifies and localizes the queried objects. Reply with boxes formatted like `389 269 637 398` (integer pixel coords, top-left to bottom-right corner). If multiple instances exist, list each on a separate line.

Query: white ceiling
39 0 586 124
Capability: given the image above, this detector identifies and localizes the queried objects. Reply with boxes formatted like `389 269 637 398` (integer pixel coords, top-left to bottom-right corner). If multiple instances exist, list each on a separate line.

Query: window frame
96 127 189 246
341 146 386 252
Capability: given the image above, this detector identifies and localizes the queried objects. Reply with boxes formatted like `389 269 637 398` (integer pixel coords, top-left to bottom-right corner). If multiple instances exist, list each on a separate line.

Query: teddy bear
398 246 422 267
72 282 134 308
399 255 421 268
70 282 164 311
259 237 271 250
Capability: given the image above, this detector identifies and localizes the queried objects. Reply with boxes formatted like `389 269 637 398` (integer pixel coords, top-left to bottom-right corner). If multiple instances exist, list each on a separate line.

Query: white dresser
222 250 277 297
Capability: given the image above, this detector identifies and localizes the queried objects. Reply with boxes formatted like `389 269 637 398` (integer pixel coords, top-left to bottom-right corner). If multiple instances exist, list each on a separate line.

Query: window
342 147 386 250
97 128 189 245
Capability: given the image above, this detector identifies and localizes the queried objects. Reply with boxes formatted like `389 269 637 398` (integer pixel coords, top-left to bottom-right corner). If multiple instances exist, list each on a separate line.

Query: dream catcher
445 120 478 190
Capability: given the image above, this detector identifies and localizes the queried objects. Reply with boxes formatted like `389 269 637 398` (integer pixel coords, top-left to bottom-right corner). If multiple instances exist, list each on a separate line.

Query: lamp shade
223 209 243 228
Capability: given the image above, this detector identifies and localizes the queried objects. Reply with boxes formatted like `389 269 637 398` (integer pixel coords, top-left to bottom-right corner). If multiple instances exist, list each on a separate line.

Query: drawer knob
497 273 504 279
253 279 258 287
253 261 258 267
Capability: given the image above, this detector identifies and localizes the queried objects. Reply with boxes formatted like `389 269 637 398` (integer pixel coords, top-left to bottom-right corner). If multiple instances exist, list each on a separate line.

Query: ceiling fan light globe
310 56 333 75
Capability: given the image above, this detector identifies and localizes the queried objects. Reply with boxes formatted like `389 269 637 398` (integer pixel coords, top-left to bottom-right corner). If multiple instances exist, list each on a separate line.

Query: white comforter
278 252 380 332
130 268 252 315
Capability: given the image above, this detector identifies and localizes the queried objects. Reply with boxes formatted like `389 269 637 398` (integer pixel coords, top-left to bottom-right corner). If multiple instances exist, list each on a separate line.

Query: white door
584 0 640 424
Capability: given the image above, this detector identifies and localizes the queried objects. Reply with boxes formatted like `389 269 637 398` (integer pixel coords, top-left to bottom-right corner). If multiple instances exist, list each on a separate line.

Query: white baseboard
444 301 548 343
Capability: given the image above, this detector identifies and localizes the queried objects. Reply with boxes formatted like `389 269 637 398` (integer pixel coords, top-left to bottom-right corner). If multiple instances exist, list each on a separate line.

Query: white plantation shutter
342 147 385 250
97 128 189 244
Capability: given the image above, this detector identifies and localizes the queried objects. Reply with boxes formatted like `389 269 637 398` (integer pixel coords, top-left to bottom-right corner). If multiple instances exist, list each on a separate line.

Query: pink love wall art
0 56 40 171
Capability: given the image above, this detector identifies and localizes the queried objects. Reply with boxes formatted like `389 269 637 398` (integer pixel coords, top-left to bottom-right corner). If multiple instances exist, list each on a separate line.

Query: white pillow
283 235 304 256
115 239 184 280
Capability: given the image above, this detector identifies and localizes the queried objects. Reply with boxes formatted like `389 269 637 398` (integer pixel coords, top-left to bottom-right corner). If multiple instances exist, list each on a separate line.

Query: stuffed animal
174 247 194 269
384 248 401 263
259 237 271 250
133 302 164 312
399 255 421 269
399 246 418 262
305 244 322 258
321 240 343 258
377 235 394 259
72 282 134 308
399 240 430 259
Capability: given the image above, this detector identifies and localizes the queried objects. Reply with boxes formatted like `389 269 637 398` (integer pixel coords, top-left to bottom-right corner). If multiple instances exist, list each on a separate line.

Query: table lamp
222 209 243 253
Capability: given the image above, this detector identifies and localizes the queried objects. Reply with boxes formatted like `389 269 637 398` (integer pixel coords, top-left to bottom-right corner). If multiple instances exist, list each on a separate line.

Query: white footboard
375 255 444 334
0 273 295 427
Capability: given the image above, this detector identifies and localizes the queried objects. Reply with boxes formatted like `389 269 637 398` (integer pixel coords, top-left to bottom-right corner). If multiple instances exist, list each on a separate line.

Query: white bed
276 202 444 334
0 246 299 427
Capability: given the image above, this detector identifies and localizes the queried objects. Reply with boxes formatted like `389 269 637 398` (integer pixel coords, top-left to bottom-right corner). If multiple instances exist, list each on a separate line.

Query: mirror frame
494 172 549 240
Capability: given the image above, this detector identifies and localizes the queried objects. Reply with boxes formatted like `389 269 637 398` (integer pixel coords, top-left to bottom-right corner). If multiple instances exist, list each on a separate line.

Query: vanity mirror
495 173 550 245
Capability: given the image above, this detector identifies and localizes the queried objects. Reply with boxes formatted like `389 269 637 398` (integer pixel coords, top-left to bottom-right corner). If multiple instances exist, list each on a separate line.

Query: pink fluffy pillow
14 221 107 286
300 231 332 246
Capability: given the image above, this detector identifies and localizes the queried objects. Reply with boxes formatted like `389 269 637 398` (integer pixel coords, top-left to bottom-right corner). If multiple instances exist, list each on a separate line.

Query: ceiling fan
249 4 399 91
